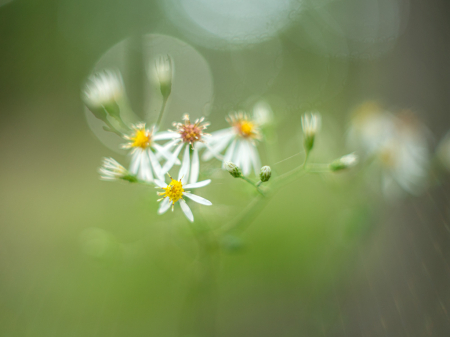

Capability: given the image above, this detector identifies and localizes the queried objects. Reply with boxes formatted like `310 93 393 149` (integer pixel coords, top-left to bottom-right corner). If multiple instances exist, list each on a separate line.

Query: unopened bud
155 55 173 99
224 161 242 178
259 166 272 182
301 112 321 152
329 153 358 172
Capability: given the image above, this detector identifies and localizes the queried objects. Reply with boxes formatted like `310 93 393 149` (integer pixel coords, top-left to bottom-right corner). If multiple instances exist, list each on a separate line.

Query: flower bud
224 161 242 178
259 166 272 182
329 153 358 172
155 55 173 99
301 112 321 152
99 158 137 182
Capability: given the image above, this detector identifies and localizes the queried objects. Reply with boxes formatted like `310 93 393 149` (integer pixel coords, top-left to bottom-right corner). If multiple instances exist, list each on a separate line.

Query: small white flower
161 114 210 185
301 112 321 152
253 101 274 127
330 153 358 171
98 157 130 181
155 174 212 222
83 70 124 109
202 111 261 176
155 55 173 94
348 103 430 196
122 123 176 182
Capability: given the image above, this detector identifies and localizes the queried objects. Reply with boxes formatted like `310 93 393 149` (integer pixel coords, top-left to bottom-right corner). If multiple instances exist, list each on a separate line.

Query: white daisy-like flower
98 157 130 181
122 123 177 182
83 70 124 109
348 103 430 196
154 174 212 222
202 111 262 176
161 114 210 185
330 153 358 171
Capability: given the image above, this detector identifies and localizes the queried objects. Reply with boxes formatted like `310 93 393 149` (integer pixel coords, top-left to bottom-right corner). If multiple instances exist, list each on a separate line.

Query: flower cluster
84 57 361 223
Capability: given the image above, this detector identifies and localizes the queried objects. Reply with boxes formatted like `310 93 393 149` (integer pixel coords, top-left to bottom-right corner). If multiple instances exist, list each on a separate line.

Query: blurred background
1 0 450 336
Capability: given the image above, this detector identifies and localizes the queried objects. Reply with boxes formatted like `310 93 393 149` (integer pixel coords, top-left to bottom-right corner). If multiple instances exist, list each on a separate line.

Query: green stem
155 96 168 129
102 119 123 137
239 176 265 196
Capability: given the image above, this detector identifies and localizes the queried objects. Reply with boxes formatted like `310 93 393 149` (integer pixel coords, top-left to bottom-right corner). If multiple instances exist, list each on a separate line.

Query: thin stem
102 119 123 137
155 96 168 129
239 176 265 196
302 150 310 168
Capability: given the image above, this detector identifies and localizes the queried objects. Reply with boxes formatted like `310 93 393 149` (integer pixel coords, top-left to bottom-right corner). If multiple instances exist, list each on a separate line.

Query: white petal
158 198 171 214
154 179 167 188
190 147 200 184
162 143 183 173
137 151 153 182
129 149 141 174
223 138 237 165
202 131 234 161
233 140 245 168
153 143 175 162
179 145 190 184
184 179 211 189
248 143 261 176
148 150 165 181
179 199 194 222
153 131 176 141
240 141 251 176
183 192 212 206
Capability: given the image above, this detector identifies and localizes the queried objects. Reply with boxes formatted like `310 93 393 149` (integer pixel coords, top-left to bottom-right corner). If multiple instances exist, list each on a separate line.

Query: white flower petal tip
184 179 211 189
183 192 212 206
179 199 194 222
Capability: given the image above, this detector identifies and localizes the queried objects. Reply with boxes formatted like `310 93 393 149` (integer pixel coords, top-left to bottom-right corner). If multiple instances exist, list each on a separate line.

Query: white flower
348 103 430 196
83 70 124 108
301 112 321 152
154 174 212 222
161 114 210 185
155 55 173 96
253 101 274 127
98 157 130 181
122 123 177 182
202 111 261 176
330 153 358 171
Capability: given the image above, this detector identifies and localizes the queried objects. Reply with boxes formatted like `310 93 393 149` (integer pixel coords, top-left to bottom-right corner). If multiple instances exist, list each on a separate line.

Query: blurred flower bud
301 112 321 152
253 101 274 127
155 55 173 99
224 161 242 178
329 153 358 172
83 70 124 111
99 157 137 182
259 166 271 182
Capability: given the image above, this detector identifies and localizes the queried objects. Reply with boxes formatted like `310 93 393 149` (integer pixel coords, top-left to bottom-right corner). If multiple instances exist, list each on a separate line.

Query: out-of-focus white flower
122 123 175 182
161 114 210 185
348 103 430 196
83 70 124 109
155 55 173 98
301 112 321 152
253 101 274 127
202 111 261 176
347 102 395 155
99 157 133 181
330 153 358 171
155 174 212 222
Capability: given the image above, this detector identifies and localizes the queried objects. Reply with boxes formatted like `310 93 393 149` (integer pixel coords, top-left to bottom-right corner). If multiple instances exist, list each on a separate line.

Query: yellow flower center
162 179 184 204
131 129 151 148
237 121 255 138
